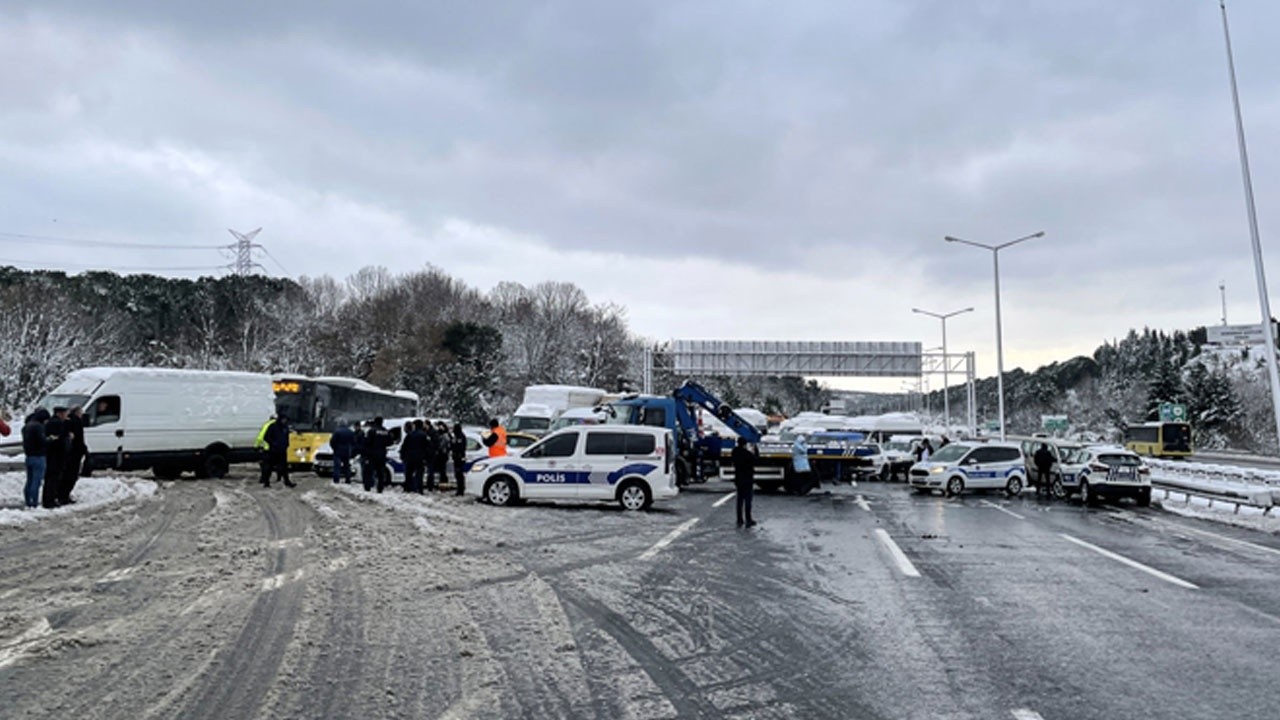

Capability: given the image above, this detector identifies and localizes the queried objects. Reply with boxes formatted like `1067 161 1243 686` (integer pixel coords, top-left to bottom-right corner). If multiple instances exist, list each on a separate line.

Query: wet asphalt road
3 472 1279 719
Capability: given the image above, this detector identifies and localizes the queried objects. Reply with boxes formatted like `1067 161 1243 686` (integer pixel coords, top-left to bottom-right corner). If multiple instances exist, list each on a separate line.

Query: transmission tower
225 227 265 275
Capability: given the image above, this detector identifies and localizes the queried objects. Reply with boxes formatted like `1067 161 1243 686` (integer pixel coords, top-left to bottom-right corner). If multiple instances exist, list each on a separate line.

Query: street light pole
1219 0 1280 449
913 308 974 435
944 231 1045 441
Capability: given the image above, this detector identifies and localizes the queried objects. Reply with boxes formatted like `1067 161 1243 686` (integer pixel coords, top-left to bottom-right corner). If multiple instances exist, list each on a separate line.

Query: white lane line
1011 709 1045 720
1060 534 1198 590
1171 524 1280 558
979 499 1025 520
0 618 52 669
712 492 736 508
873 529 921 578
639 518 700 561
855 494 871 512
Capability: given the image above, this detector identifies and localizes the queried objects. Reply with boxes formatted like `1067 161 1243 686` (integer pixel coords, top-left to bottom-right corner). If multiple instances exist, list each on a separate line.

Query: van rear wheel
617 481 651 511
198 452 229 479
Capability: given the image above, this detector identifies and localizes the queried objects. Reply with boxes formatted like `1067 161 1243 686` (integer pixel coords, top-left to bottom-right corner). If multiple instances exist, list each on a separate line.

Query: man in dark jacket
422 422 441 491
22 409 50 509
400 420 429 494
1034 443 1056 497
433 422 451 490
362 417 392 493
731 436 758 528
450 423 468 496
43 407 70 509
264 416 296 488
330 421 356 485
61 406 87 504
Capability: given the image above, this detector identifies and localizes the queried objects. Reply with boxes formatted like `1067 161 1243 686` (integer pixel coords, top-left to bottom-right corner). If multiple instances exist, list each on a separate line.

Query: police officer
400 420 428 494
330 421 356 484
264 415 296 488
731 436 758 528
1034 443 1055 497
450 423 468 496
423 420 441 491
362 417 392 492
61 406 87 504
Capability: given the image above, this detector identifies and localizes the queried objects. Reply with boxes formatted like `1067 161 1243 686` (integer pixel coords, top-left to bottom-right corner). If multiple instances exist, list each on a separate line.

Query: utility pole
226 227 264 275
1219 281 1228 325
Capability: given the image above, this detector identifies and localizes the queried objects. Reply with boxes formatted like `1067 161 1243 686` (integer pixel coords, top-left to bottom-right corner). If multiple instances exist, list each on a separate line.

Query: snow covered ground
0 472 157 527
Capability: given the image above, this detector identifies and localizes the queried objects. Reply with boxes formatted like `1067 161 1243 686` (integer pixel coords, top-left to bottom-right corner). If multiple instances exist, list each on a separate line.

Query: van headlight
470 462 488 473
930 466 945 474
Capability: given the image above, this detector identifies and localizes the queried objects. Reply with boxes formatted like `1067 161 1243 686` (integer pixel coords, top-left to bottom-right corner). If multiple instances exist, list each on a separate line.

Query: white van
466 425 676 510
33 367 275 479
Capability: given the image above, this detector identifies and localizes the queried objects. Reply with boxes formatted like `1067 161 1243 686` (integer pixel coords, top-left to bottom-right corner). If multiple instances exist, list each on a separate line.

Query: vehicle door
515 430 584 499
1057 448 1086 490
85 394 124 465
581 430 660 500
958 447 1003 489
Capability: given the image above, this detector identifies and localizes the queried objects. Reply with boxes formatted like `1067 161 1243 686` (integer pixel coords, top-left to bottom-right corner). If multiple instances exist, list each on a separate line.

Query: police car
466 425 676 511
1056 445 1151 506
909 441 1027 497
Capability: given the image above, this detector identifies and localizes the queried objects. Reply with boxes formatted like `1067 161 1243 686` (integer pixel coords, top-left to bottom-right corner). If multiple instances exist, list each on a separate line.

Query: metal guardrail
1151 477 1279 515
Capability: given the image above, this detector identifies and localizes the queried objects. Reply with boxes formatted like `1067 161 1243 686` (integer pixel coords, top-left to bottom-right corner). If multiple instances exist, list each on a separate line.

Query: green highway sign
1159 403 1187 423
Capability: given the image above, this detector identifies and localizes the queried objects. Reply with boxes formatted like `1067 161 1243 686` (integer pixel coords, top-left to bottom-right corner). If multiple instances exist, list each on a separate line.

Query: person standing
255 416 275 487
434 421 451 491
61 406 87 505
43 407 70 509
450 423 468 496
790 433 812 495
21 409 50 509
1034 442 1055 497
400 420 428 494
330 421 356 485
0 412 11 438
264 415 296 488
731 436 757 528
423 421 441 491
483 418 507 457
918 438 934 463
363 417 392 493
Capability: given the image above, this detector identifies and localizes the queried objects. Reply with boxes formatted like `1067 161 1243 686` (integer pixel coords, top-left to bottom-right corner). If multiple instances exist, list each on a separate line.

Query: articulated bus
273 375 419 467
1123 421 1193 459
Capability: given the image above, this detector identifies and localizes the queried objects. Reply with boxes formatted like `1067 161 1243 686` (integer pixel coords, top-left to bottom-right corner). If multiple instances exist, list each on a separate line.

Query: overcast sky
3 1 1280 391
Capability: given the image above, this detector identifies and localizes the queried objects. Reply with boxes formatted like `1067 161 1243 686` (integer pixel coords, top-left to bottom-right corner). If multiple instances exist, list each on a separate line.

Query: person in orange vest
483 418 508 457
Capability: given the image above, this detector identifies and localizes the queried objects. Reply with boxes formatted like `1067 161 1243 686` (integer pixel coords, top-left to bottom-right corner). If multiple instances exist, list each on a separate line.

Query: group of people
325 417 505 496
18 406 87 509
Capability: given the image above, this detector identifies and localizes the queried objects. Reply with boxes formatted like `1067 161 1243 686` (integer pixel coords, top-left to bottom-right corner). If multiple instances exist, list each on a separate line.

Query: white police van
909 441 1027 497
466 425 676 511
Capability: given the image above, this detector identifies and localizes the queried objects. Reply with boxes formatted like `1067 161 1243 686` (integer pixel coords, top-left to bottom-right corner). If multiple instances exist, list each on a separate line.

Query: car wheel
199 452 229 480
1136 488 1152 507
1005 476 1023 497
1050 475 1067 500
1080 479 1098 506
485 477 517 506
617 480 651 511
945 476 964 497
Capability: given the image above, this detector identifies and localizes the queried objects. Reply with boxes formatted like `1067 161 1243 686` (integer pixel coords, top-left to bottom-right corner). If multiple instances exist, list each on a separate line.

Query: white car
1057 445 1151 506
909 442 1027 497
314 423 488 484
466 425 676 511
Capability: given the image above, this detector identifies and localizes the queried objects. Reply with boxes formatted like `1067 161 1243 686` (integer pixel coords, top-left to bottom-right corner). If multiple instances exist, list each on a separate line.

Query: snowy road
3 470 1280 719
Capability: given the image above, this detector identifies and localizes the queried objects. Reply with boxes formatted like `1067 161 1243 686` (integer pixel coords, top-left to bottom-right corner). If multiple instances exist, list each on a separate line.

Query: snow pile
0 472 157 527
1150 458 1280 487
327 483 476 534
1154 491 1280 534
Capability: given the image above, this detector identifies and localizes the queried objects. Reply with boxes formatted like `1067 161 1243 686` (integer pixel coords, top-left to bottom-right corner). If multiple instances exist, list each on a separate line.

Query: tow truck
598 380 761 486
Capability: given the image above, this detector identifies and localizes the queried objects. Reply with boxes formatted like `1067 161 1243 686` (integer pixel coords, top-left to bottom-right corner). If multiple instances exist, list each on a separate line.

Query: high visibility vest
488 426 508 457
255 419 274 450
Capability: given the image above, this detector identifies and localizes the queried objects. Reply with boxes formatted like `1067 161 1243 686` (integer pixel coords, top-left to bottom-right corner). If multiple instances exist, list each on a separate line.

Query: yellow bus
272 375 419 467
1123 421 1192 459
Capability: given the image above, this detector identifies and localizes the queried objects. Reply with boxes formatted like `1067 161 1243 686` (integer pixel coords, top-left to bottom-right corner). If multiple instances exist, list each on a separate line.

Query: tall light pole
944 231 1045 440
913 308 974 435
1219 0 1280 449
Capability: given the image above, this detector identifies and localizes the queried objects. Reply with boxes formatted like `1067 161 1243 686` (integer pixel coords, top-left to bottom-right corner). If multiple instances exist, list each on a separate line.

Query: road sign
1206 323 1269 345
1041 415 1069 432
1159 403 1187 423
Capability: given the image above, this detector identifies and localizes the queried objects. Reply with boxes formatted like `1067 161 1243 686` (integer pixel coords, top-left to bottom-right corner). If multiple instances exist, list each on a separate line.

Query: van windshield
929 444 969 463
38 393 91 413
509 416 550 433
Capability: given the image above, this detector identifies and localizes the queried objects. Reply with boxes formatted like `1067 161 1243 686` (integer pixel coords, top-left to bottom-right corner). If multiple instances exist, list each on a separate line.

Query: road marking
1169 524 1280 558
873 528 921 578
1059 534 1198 590
1011 710 1045 720
855 494 871 512
0 618 52 669
979 499 1025 520
712 492 736 508
640 518 700 561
